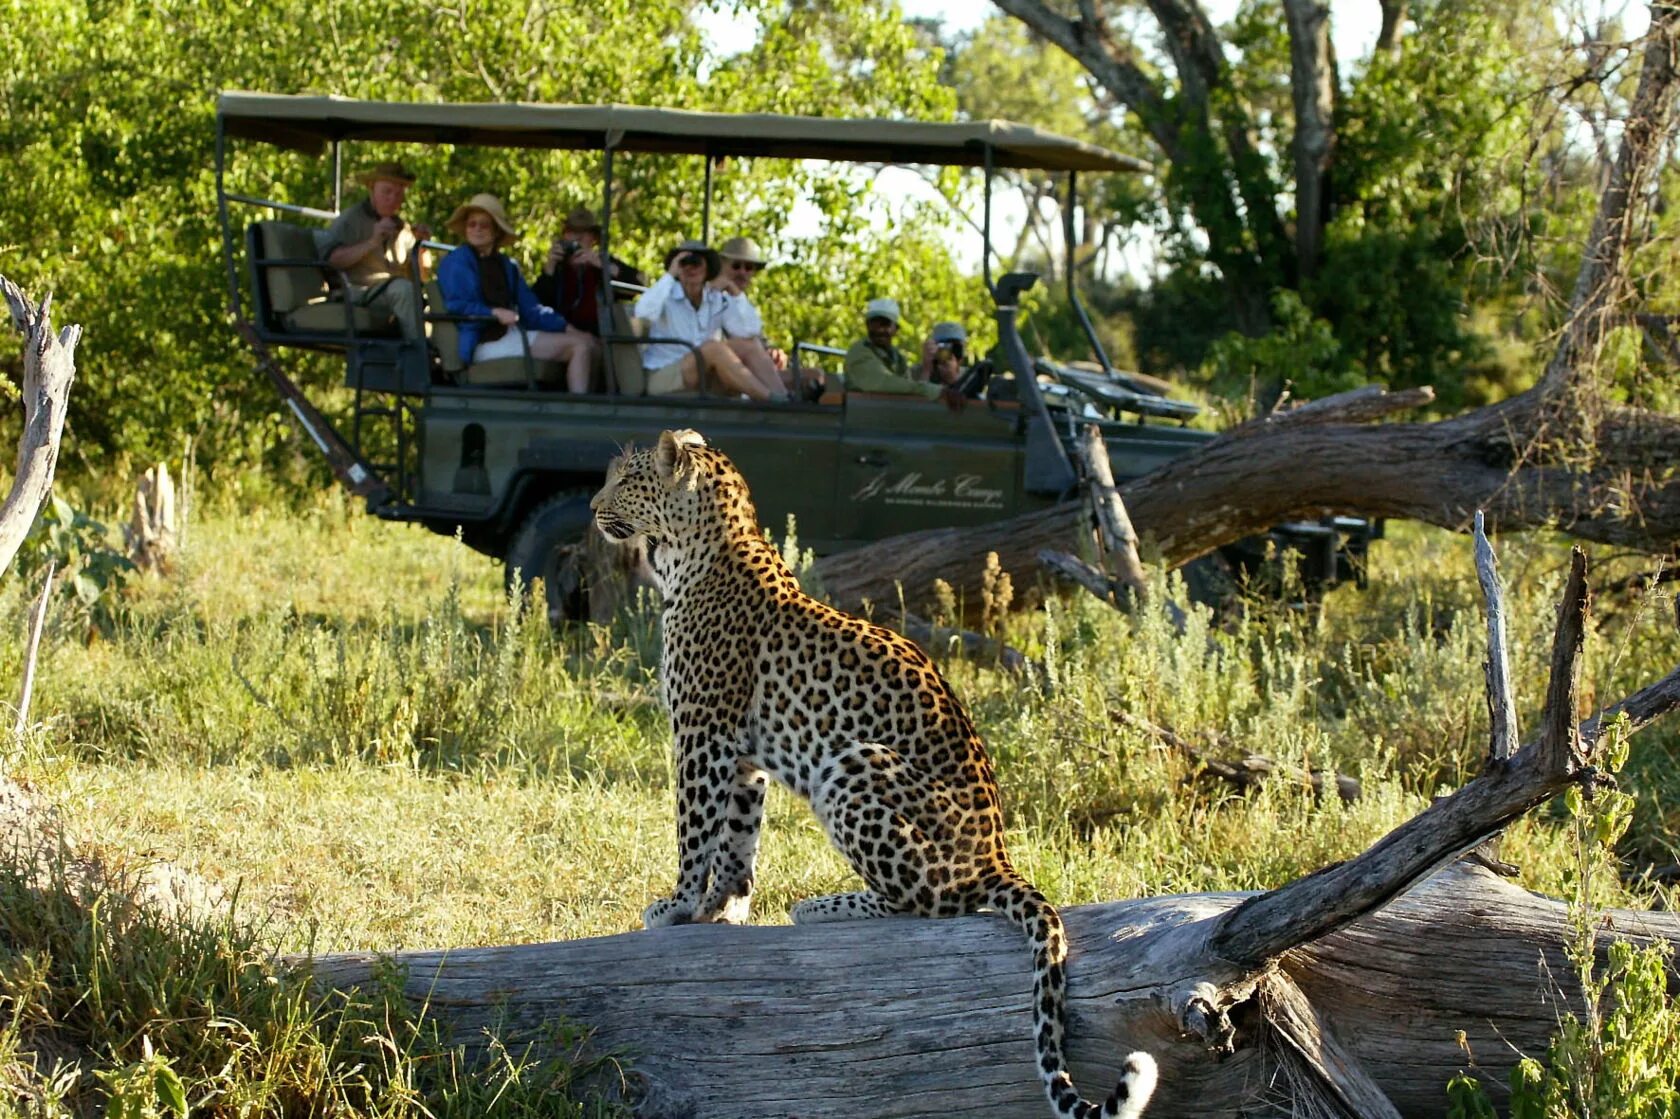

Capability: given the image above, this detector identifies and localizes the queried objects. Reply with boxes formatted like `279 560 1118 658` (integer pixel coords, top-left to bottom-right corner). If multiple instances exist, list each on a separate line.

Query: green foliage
1202 289 1357 406
0 0 965 480
14 493 136 626
1447 717 1680 1115
0 846 624 1116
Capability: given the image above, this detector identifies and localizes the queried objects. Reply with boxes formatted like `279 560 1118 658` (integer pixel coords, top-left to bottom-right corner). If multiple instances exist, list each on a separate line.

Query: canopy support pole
216 120 240 317
702 153 714 244
1065 171 1114 375
982 144 996 299
332 140 343 213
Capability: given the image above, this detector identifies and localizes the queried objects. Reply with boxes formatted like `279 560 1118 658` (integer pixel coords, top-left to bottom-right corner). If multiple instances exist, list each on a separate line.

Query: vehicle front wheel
505 492 595 626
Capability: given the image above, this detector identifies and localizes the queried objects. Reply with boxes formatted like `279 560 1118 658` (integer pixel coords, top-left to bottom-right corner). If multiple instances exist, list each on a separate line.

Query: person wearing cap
632 240 788 402
711 235 791 387
532 206 646 337
436 193 598 393
320 161 433 341
842 298 966 412
924 321 970 390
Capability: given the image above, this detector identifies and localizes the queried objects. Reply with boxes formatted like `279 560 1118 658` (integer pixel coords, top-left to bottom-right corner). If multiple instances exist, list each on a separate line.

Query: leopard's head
591 429 750 548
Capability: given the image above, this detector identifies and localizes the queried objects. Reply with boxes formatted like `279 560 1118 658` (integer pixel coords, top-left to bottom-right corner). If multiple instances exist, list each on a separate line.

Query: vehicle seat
248 221 398 338
602 301 648 396
423 280 562 388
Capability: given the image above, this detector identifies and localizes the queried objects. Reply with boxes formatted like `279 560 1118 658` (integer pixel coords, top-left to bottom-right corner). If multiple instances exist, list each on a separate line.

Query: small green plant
1447 716 1680 1115
15 494 136 623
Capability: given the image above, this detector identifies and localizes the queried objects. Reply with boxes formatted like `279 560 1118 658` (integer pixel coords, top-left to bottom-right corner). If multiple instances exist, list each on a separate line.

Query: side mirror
994 271 1039 308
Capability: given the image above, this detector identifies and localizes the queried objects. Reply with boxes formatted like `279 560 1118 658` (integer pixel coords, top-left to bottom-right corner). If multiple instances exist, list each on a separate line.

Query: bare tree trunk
1376 0 1407 57
1283 0 1335 279
0 277 79 577
305 863 1670 1119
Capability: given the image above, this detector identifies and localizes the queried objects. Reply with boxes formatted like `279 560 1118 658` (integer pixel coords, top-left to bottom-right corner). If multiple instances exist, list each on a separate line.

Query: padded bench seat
248 220 400 340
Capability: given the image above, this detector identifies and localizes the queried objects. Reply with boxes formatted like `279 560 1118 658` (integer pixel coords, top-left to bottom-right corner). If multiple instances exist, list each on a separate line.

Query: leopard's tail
990 877 1157 1119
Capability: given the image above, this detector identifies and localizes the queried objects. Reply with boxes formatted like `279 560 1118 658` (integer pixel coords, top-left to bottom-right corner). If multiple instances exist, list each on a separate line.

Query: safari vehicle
215 93 1373 622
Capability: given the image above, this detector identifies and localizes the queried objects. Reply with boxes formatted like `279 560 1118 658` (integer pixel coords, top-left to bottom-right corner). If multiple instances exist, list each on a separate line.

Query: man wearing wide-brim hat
532 205 647 338
632 239 787 401
711 235 800 395
321 160 434 341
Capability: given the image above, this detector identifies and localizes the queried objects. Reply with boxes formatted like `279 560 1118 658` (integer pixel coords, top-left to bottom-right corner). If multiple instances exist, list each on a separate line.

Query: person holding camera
531 206 646 337
436 193 598 393
320 161 434 341
842 298 966 412
923 321 970 389
633 240 789 401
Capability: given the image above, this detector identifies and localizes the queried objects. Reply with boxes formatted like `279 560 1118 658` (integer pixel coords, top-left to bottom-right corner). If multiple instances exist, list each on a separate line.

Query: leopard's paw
642 897 694 928
708 894 753 925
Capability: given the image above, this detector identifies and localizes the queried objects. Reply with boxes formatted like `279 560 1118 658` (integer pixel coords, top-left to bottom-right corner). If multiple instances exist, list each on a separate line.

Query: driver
842 297 965 412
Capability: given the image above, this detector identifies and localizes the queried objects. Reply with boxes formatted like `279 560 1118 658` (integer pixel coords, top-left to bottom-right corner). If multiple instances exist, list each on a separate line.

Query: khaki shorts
645 354 692 396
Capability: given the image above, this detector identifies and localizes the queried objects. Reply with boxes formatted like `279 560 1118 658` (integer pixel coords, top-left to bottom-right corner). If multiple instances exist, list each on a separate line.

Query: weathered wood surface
0 276 79 577
305 862 1674 1118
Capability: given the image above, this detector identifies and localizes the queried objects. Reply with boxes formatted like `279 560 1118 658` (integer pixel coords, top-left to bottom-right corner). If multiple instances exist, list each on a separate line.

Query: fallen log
303 862 1672 1119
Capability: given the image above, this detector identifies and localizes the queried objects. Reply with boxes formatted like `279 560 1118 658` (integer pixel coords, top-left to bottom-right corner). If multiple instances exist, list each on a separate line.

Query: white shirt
723 290 764 339
635 274 757 370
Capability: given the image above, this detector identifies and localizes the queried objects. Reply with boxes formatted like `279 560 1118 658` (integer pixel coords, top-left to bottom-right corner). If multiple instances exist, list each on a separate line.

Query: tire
505 491 595 627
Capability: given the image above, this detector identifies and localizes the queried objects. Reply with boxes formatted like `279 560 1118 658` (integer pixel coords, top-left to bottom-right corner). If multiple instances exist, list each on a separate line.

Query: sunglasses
727 260 764 273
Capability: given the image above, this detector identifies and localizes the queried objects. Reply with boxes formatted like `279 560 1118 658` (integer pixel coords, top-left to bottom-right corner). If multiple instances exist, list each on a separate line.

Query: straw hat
663 239 722 280
718 236 766 266
354 160 418 187
562 206 602 234
445 193 519 247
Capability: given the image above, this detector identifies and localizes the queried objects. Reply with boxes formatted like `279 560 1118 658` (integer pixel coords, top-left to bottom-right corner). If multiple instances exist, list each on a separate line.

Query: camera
935 341 964 364
678 252 706 268
557 238 582 256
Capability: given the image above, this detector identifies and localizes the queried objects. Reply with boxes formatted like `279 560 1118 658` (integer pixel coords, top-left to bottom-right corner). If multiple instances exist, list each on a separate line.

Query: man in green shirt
321 161 433 341
842 297 965 411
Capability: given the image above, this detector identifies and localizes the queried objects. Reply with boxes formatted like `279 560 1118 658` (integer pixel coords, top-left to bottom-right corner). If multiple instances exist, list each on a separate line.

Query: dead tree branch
0 276 79 578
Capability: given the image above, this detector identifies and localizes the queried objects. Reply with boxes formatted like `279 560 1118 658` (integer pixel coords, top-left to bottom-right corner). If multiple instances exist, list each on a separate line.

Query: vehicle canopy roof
216 92 1150 174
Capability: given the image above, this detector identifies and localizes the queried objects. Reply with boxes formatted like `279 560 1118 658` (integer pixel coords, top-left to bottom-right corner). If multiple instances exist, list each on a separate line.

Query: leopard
590 429 1157 1119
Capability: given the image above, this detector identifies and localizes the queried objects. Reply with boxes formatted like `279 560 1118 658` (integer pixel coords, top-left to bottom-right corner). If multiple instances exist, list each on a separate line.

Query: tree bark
1282 0 1335 279
302 863 1668 1119
0 276 79 577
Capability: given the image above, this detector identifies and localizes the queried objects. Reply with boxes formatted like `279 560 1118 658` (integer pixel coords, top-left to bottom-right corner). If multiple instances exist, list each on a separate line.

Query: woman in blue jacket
437 193 599 392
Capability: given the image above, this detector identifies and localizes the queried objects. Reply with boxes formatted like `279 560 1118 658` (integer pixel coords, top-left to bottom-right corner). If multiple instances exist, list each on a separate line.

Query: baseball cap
930 321 968 344
864 297 901 324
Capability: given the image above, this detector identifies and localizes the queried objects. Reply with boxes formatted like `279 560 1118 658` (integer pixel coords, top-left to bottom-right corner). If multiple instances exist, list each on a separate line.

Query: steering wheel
951 358 993 400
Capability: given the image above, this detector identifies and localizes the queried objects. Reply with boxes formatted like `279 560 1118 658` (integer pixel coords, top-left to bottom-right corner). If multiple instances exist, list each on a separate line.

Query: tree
812 1 1680 621
990 0 1607 406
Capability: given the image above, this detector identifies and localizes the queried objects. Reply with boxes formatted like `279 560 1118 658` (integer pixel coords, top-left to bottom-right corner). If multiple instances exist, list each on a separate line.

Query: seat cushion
603 302 645 396
423 280 465 374
255 221 330 313
461 357 563 387
283 300 397 335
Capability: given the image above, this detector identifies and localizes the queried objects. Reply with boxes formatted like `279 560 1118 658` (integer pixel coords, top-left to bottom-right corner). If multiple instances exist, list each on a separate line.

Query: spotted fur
591 429 1156 1119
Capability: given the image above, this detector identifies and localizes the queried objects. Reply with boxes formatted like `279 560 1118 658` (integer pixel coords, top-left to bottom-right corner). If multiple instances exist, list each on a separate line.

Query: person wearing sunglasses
633 239 789 401
711 236 796 395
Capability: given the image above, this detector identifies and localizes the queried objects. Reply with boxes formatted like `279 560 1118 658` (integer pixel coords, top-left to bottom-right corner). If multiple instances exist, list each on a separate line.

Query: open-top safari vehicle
215 92 1375 622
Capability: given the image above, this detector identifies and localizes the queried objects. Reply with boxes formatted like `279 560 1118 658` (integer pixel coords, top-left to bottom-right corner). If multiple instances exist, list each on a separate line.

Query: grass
0 483 1675 1114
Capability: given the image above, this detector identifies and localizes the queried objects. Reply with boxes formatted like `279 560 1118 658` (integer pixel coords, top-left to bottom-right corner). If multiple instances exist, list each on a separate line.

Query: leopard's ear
654 429 706 488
